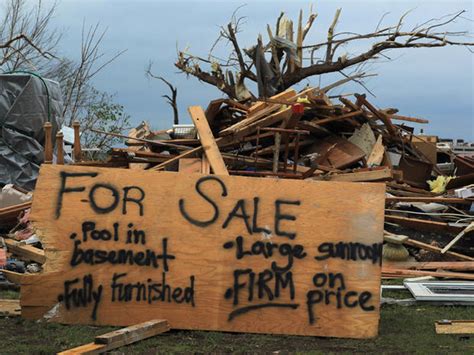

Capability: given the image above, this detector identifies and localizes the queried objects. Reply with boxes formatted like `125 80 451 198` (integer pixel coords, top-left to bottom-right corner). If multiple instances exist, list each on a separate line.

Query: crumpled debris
427 175 453 193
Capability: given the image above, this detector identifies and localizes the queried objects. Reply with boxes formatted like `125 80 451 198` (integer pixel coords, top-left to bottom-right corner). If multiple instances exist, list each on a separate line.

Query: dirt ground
0 286 473 354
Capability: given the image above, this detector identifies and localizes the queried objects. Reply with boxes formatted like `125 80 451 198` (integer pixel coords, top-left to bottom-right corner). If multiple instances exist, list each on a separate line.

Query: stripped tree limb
174 7 473 100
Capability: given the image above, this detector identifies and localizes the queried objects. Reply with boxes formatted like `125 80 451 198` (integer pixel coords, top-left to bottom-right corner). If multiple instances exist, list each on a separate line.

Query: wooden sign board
22 165 385 338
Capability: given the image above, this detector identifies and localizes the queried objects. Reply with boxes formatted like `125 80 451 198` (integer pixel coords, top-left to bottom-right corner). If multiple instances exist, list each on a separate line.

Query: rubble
0 84 473 322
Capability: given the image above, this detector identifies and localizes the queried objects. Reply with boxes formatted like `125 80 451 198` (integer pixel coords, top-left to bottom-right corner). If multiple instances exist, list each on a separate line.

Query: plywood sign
22 165 385 338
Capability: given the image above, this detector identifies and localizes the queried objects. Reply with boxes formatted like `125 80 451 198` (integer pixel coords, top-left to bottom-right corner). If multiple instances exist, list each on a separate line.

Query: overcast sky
45 0 473 139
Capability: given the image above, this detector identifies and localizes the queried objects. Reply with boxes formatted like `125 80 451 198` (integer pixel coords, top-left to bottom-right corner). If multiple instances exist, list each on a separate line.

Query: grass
0 289 473 354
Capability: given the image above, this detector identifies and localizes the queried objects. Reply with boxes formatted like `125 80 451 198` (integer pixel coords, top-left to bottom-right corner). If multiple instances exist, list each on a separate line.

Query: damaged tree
176 7 474 100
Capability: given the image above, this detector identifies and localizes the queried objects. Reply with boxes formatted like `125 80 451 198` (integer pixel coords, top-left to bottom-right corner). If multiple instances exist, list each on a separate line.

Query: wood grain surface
22 165 385 338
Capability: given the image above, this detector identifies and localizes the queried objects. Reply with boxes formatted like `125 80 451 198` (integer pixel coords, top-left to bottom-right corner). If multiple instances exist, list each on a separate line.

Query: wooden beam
435 320 474 334
313 167 392 182
382 261 474 271
382 267 474 280
385 215 464 234
403 238 474 261
59 319 170 355
386 197 473 205
188 106 228 175
4 239 46 264
95 319 170 345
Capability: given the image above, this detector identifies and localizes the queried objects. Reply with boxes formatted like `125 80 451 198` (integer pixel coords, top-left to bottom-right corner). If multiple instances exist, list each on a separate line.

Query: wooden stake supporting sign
22 165 385 338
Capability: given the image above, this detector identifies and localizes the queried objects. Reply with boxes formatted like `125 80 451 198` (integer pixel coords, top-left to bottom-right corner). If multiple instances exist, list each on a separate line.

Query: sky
42 0 473 139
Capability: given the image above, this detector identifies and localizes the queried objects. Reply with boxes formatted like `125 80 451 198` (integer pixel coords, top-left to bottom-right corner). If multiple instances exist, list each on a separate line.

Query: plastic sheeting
0 74 63 191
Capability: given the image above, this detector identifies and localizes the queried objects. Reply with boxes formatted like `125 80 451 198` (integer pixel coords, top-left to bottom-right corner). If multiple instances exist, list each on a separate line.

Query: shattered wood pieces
189 106 229 175
4 239 45 264
306 136 366 169
311 167 392 182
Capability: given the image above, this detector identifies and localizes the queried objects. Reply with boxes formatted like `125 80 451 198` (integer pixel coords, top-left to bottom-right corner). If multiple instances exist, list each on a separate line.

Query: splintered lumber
0 299 21 317
389 114 429 124
385 196 473 205
90 129 191 151
188 106 229 175
59 319 170 355
312 167 392 182
4 239 45 264
366 135 384 167
307 136 366 169
441 222 474 254
385 215 464 234
221 90 296 135
232 105 294 140
435 320 474 334
382 261 474 271
0 201 32 224
382 268 474 280
355 94 397 136
403 238 474 261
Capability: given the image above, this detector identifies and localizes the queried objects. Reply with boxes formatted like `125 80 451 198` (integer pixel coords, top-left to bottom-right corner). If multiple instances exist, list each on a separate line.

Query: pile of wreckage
1 85 474 310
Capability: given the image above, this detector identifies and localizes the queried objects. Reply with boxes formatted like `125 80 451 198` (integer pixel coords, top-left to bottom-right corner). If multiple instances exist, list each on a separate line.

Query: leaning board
22 165 385 338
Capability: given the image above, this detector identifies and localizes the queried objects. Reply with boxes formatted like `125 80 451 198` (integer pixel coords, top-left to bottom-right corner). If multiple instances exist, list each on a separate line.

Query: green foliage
80 89 131 159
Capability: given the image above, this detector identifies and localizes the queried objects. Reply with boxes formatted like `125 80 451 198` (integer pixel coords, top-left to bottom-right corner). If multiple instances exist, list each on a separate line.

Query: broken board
22 165 385 338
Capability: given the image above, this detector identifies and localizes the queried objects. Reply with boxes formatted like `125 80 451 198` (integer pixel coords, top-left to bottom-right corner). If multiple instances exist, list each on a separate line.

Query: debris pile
1 86 473 308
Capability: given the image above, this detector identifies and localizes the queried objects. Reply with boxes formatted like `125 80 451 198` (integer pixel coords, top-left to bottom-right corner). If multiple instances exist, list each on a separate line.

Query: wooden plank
386 197 473 205
0 299 21 317
382 268 474 280
382 261 474 271
385 215 464 234
232 106 294 140
403 238 474 261
389 114 429 124
4 239 46 264
307 136 366 169
312 167 392 182
22 165 385 339
355 94 397 136
58 342 106 355
189 106 228 176
95 319 169 344
441 222 474 254
366 135 384 167
435 320 474 334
